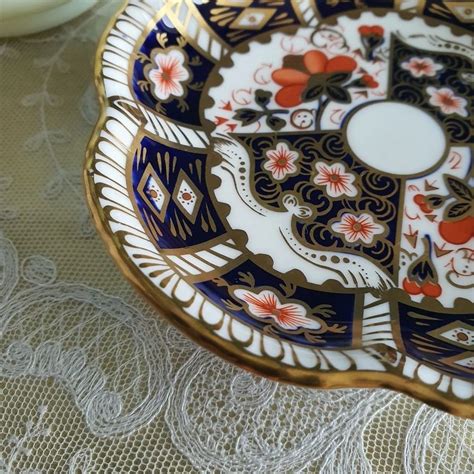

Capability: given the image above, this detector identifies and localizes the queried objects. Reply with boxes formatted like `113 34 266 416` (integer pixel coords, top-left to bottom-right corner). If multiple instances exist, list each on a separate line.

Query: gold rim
83 0 474 419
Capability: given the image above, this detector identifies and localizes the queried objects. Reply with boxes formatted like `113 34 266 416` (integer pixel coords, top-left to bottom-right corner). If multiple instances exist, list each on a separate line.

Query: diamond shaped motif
455 354 474 369
147 178 166 210
172 170 203 223
137 163 170 222
229 8 276 30
440 351 474 375
446 2 474 23
428 321 474 350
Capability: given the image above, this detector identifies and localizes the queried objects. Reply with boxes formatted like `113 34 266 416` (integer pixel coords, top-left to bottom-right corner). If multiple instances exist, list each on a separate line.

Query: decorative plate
85 0 474 417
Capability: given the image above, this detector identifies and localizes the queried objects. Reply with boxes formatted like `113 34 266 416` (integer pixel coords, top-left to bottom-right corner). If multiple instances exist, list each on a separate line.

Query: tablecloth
0 1 472 472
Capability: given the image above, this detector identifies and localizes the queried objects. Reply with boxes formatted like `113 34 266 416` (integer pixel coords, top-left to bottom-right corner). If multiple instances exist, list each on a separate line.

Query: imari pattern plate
85 0 474 417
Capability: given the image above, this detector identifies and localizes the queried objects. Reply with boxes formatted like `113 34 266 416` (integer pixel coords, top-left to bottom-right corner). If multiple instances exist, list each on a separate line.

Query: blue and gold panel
316 0 395 17
131 136 227 249
397 302 474 379
196 258 360 348
237 132 401 276
422 1 474 33
193 1 301 45
132 16 214 126
89 0 474 415
390 37 473 145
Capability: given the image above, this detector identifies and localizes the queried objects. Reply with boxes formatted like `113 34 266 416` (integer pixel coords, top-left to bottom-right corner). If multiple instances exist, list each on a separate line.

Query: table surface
0 2 472 473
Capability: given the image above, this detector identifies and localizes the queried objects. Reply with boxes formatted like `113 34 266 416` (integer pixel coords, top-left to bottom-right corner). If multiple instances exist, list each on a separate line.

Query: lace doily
0 2 472 472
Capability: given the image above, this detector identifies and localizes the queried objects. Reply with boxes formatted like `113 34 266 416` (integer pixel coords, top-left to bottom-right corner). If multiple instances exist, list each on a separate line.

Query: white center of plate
346 101 446 175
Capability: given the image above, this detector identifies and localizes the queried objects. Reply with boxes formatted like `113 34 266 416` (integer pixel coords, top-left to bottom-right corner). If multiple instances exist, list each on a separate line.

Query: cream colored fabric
0 0 99 37
0 2 472 473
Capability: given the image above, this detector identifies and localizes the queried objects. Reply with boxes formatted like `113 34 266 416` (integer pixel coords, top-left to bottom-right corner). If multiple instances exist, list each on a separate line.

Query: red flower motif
272 50 357 108
149 49 189 100
401 57 442 78
332 213 384 244
426 87 468 117
358 25 384 37
361 74 378 88
413 194 433 214
314 161 357 198
234 289 321 331
403 236 442 298
358 25 385 61
264 142 299 180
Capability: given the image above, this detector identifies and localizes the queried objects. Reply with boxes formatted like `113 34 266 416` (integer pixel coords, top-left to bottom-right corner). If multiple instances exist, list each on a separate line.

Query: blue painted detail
423 0 474 33
239 132 401 276
193 1 300 45
131 136 226 249
316 1 359 17
132 17 214 127
391 37 473 145
367 0 396 7
398 302 473 379
316 0 394 17
196 259 357 348
126 3 473 355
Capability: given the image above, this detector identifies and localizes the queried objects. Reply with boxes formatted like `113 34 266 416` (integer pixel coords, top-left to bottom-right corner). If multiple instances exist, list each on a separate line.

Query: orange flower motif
358 25 385 61
332 213 384 244
234 289 321 331
358 25 384 37
361 74 379 88
426 87 468 117
149 49 189 100
264 142 299 180
314 161 357 198
401 57 442 78
272 50 357 107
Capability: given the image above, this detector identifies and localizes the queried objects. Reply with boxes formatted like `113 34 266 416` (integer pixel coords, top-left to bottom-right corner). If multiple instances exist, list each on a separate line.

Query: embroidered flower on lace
0 405 50 473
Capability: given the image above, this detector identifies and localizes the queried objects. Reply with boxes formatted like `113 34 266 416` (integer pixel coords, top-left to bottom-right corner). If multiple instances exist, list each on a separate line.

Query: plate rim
84 0 474 418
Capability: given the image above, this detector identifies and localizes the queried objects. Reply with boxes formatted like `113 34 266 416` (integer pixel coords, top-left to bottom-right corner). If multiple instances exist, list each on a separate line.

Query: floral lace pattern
0 1 473 473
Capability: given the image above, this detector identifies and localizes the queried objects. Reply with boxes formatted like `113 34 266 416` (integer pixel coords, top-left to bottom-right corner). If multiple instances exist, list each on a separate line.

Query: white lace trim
0 1 472 472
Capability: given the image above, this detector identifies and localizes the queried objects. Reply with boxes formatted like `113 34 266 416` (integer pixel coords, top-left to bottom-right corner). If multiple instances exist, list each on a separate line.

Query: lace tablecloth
0 2 472 472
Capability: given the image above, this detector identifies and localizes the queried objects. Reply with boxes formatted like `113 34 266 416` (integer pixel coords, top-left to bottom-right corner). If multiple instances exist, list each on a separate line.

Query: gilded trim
84 0 474 418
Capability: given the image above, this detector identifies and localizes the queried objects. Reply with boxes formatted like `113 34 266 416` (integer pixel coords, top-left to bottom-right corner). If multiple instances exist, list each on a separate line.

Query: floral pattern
148 49 189 101
313 161 357 198
129 5 473 413
401 57 442 78
232 89 289 131
358 25 385 61
228 25 390 132
403 236 442 298
3 2 474 471
233 289 321 330
331 213 384 244
426 87 468 117
271 50 357 107
358 25 384 37
434 175 473 245
264 142 299 180
359 74 379 88
401 159 473 309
